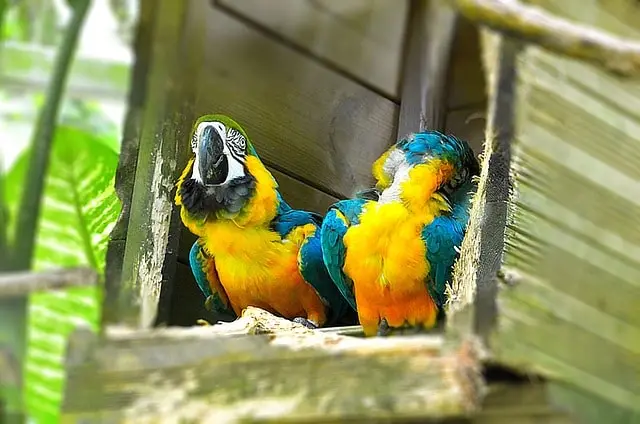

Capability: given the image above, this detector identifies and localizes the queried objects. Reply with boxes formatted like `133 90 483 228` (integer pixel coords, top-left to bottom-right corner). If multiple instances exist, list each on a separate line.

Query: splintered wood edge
0 267 98 298
445 0 640 76
61 307 486 422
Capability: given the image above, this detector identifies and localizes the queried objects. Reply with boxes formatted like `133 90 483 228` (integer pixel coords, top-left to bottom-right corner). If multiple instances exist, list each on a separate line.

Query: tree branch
444 0 640 76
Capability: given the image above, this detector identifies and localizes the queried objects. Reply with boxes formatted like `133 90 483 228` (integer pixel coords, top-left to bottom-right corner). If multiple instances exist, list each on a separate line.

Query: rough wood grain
114 0 199 328
194 4 398 199
60 308 484 423
477 382 575 423
444 0 640 76
104 0 157 316
217 0 408 99
458 2 640 422
445 107 486 156
447 34 519 343
397 0 458 138
447 17 487 110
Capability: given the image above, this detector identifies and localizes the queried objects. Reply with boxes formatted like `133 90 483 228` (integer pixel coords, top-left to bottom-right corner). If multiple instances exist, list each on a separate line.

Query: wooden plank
103 0 158 317
397 0 459 137
444 0 640 77
447 34 520 341
194 4 398 198
217 0 408 99
477 382 575 423
445 107 486 156
523 0 640 39
460 2 640 421
447 17 487 109
114 0 199 328
61 307 484 423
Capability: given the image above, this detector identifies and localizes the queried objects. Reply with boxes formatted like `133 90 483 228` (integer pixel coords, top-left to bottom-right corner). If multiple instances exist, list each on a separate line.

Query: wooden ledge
61 307 485 423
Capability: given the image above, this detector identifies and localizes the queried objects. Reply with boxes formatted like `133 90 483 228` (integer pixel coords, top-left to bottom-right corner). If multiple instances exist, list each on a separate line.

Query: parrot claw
377 318 427 337
293 317 319 329
377 318 392 337
204 295 216 312
196 319 212 326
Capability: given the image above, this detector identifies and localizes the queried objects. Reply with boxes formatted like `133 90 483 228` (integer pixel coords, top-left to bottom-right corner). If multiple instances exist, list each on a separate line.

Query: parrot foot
196 319 213 326
377 318 392 337
293 317 319 329
377 318 427 337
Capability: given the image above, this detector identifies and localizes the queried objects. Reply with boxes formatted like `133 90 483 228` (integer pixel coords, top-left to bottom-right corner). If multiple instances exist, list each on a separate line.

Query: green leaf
20 124 121 423
3 145 28 250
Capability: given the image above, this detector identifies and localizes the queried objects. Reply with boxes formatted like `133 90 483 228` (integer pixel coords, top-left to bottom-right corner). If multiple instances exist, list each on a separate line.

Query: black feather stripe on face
179 163 257 217
225 127 247 163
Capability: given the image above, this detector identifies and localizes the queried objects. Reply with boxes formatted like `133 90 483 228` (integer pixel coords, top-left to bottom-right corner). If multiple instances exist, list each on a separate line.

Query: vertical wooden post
473 34 520 341
111 0 204 328
103 0 159 326
397 0 459 138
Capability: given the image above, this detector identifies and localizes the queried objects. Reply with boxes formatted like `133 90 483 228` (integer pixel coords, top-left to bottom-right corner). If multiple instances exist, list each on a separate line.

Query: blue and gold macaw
321 130 479 336
175 114 356 328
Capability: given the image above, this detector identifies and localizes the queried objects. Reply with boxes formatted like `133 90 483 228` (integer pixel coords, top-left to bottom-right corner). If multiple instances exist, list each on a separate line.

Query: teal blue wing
421 216 464 309
270 207 356 325
189 240 235 317
320 198 369 312
421 180 475 309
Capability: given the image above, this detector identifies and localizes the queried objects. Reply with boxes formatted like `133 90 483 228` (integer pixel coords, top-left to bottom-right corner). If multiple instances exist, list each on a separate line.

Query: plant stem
0 0 7 41
0 156 7 272
11 0 91 271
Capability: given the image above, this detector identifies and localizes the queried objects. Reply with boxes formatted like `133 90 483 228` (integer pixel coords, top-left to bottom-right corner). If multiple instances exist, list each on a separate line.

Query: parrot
320 130 480 336
174 114 357 328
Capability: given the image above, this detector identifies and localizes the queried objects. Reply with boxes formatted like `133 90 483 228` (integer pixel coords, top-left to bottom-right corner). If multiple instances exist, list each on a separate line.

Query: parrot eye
191 133 198 152
226 128 247 161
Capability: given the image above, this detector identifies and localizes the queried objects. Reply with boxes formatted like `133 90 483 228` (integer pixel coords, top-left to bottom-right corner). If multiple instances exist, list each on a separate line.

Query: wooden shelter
2 0 639 422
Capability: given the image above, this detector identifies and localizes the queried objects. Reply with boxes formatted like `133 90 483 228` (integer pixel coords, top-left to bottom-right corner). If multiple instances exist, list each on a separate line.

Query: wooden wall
119 0 488 326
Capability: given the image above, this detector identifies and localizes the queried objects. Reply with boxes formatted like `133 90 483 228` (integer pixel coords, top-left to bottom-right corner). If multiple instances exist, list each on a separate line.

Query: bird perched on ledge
175 114 356 328
320 130 479 336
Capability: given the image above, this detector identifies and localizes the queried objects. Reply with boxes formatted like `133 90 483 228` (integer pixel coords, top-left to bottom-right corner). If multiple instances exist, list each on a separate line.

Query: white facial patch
382 148 405 178
377 148 435 205
191 120 246 185
378 161 411 204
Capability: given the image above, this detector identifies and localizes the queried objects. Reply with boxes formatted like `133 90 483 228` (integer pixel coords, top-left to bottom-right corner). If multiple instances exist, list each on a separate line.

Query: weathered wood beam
61 307 484 423
447 32 520 342
103 0 159 325
398 0 459 138
444 0 640 77
112 0 200 328
0 267 97 298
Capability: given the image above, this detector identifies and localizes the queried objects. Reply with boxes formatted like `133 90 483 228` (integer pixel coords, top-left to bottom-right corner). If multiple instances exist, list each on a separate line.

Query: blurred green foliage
3 102 121 423
1 0 129 421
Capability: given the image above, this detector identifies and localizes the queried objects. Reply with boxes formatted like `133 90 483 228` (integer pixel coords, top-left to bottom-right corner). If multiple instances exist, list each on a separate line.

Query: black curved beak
437 183 453 207
199 125 228 186
355 187 381 201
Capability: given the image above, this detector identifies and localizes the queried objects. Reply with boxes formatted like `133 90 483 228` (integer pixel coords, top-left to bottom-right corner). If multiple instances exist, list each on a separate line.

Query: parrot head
372 130 479 205
436 134 479 200
176 114 265 219
190 115 250 186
